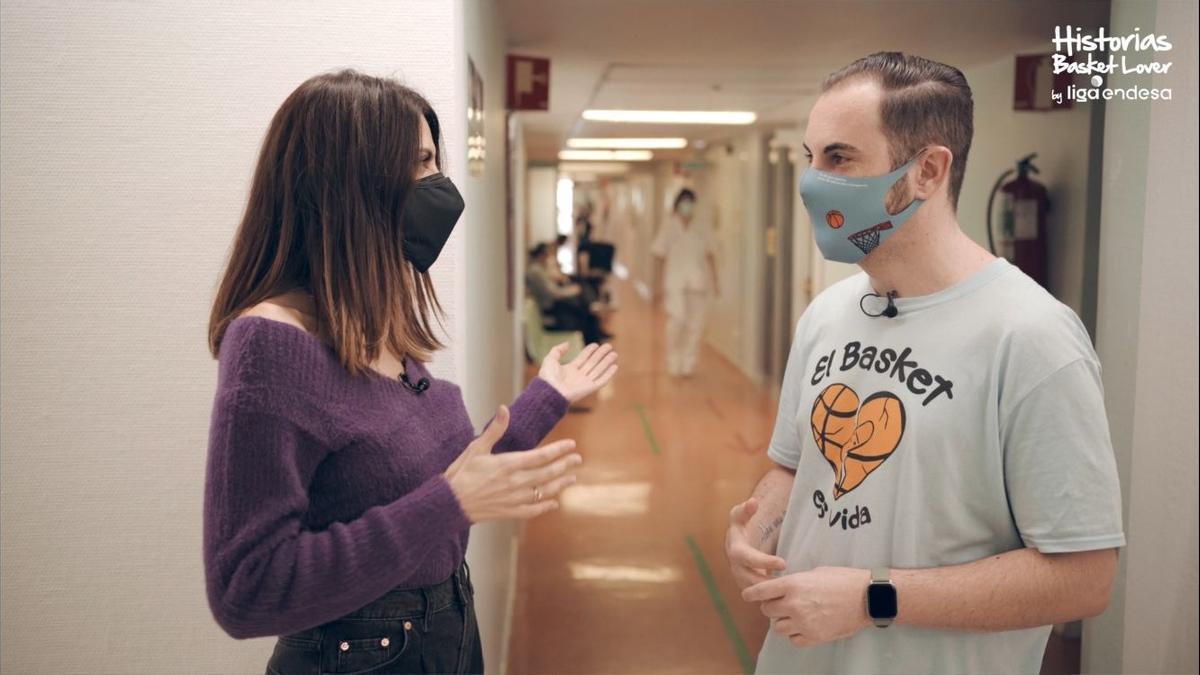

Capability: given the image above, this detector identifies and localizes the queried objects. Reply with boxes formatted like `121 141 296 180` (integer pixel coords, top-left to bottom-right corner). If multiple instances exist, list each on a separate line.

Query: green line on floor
685 534 755 674
633 403 661 455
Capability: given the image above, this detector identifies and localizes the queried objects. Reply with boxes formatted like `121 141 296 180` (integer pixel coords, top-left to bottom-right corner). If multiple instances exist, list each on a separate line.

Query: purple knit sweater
203 316 568 640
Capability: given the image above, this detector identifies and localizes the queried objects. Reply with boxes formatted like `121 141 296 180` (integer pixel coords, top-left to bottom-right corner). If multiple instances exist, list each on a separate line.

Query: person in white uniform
724 51 1124 675
652 189 719 377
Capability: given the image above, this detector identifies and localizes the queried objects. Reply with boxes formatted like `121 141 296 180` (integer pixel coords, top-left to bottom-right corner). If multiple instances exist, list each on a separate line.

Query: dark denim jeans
265 561 483 675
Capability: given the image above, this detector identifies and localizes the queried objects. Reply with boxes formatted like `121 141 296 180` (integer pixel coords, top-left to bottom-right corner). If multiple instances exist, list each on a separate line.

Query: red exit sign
507 55 550 111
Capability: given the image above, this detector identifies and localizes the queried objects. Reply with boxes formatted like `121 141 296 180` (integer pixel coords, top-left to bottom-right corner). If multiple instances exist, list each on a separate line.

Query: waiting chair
523 297 585 364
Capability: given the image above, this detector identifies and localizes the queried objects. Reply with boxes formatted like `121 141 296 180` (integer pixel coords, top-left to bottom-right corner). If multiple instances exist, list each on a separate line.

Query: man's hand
724 497 787 590
741 567 872 647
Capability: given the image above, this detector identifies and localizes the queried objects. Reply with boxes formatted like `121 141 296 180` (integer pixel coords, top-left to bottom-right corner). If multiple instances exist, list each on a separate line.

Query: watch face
867 582 898 619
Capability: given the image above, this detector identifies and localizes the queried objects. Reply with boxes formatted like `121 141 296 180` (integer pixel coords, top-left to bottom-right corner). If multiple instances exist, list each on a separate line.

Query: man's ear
913 146 953 200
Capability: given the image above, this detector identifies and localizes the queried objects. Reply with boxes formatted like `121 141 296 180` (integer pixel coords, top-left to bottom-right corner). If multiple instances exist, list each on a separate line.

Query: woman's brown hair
207 69 447 377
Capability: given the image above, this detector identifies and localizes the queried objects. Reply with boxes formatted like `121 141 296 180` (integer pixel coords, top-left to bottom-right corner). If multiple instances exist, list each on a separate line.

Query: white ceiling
497 0 1110 162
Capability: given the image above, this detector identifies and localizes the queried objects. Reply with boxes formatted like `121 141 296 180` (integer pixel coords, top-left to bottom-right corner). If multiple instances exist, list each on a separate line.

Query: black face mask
401 173 465 273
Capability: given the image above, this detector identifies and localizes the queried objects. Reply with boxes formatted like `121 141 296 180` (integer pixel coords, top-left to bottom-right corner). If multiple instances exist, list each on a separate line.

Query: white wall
509 113 529 393
1083 1 1200 673
459 0 522 672
526 166 559 246
646 160 683 295
0 1 510 672
618 171 659 289
699 144 749 369
738 132 768 381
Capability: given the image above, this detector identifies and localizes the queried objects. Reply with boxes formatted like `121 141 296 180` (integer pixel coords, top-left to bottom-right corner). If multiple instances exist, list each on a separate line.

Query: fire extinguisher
987 153 1050 288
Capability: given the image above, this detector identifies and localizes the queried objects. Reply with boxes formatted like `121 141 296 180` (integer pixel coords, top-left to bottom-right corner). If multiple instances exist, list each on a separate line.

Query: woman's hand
444 406 582 522
539 342 618 403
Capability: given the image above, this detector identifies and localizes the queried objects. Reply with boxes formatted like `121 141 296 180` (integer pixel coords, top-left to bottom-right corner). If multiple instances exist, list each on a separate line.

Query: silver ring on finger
533 485 543 503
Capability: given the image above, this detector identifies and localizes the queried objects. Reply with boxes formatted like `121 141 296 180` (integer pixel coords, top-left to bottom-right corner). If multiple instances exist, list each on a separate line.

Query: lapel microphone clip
859 290 899 319
399 371 430 394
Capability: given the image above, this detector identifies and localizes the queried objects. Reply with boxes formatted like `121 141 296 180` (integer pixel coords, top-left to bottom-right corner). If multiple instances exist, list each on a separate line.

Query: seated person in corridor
552 233 603 308
526 242 609 344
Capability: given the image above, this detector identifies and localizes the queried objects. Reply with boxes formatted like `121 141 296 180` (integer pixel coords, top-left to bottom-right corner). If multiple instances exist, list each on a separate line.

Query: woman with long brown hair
203 69 617 674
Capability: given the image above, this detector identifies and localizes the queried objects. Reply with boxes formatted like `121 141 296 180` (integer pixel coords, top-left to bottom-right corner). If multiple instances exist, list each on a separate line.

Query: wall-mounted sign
1014 54 1075 110
507 54 550 111
468 57 485 177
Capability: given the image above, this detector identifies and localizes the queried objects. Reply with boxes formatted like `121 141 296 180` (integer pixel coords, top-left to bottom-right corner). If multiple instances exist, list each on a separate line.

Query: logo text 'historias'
1051 26 1174 104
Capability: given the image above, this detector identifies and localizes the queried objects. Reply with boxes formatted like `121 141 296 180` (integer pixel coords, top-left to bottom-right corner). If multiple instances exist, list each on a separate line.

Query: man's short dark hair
822 52 973 209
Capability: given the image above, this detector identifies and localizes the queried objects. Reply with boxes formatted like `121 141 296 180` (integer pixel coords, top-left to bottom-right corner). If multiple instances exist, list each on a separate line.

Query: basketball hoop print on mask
847 220 894 256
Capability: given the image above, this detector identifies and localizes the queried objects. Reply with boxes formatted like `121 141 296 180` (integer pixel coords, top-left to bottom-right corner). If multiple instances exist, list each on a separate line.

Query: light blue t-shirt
755 258 1126 675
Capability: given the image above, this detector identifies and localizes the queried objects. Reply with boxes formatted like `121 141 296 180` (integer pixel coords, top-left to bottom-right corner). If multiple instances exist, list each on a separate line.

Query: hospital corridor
508 281 777 675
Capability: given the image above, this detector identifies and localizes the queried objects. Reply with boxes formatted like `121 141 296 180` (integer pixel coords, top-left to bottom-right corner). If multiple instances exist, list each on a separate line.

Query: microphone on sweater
399 371 430 394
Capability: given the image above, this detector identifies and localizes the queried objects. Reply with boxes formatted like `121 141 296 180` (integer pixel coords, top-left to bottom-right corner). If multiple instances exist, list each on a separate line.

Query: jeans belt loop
420 587 433 632
452 566 466 606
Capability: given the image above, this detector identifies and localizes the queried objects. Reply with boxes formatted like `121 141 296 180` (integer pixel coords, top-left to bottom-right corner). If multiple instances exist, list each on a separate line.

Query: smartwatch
865 567 898 628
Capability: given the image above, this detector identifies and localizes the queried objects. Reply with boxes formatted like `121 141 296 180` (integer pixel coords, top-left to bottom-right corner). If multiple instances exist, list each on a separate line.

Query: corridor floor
507 282 778 674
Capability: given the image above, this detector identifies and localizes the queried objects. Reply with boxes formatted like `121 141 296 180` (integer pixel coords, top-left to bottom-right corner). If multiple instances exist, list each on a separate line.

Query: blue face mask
799 149 927 264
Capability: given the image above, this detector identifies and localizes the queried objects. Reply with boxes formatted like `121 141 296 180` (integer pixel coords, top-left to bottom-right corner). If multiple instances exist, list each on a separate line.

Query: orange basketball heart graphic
810 383 906 499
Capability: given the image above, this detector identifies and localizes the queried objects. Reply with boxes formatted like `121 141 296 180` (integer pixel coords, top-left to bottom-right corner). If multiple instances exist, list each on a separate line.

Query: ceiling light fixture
557 161 632 174
566 137 688 149
558 150 654 161
582 110 757 125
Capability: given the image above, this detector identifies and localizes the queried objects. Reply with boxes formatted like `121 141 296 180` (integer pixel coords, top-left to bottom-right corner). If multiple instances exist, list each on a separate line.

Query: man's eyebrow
824 142 859 154
801 142 860 154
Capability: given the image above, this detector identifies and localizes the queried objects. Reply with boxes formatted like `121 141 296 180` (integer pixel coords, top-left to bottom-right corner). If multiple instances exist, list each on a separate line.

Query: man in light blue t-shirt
724 52 1125 675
